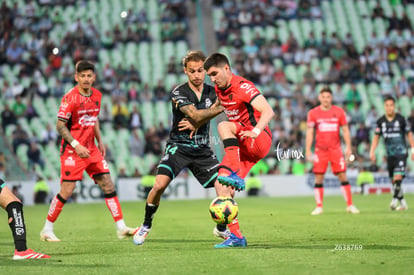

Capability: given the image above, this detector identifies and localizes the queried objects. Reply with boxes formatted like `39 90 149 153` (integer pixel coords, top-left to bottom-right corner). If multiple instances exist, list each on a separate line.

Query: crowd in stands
213 0 414 174
2 0 414 179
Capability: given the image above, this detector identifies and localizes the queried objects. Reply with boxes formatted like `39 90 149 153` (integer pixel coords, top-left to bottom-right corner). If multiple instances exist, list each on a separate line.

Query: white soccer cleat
213 226 231 240
133 225 151 245
396 205 408 211
311 207 323 215
117 226 137 240
346 205 360 214
40 229 61 242
390 199 398 211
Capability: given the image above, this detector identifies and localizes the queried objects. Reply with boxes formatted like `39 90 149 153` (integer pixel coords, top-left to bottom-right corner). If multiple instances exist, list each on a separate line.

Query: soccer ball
209 197 238 224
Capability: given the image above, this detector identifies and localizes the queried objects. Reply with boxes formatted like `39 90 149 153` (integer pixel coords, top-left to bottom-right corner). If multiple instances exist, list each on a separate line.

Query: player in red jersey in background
1 179 50 259
306 86 360 215
204 53 274 247
40 60 135 241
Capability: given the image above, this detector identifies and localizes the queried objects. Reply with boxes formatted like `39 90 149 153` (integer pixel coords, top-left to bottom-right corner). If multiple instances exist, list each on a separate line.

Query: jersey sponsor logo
78 115 98 126
172 89 180 96
60 102 69 109
383 133 401 138
318 122 338 132
240 83 259 97
224 109 239 117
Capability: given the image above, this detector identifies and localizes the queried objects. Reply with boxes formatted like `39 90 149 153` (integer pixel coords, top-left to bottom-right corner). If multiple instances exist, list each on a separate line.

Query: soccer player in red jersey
306 86 360 215
1 179 50 259
204 53 274 247
40 60 135 241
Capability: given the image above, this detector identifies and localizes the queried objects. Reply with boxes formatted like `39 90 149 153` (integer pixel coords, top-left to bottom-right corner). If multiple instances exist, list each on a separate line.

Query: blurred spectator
395 75 412 98
40 123 57 146
104 144 115 164
408 110 414 133
99 103 112 124
60 63 75 84
371 2 385 19
27 141 45 170
345 83 362 110
245 172 262 196
25 99 38 122
0 151 6 179
6 41 24 65
12 185 24 204
156 122 169 141
125 65 142 84
11 95 26 118
356 165 375 195
51 78 65 98
144 126 162 155
112 101 129 130
1 103 16 131
153 80 168 101
354 123 370 146
129 130 145 157
129 105 143 130
33 175 50 204
127 84 139 102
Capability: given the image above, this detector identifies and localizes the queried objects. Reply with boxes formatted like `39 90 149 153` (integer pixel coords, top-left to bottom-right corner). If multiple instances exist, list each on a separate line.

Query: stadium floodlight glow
120 11 127 18
52 48 59 55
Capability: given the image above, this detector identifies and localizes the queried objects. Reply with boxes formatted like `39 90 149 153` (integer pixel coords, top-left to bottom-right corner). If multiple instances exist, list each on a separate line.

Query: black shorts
387 155 407 179
157 143 219 188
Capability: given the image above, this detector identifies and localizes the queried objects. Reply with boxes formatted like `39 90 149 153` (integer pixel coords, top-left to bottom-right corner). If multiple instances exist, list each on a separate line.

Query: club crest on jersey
205 98 212 108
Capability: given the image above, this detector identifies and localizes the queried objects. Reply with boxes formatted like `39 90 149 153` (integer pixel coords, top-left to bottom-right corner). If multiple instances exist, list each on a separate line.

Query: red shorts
313 147 346 174
60 146 109 183
224 123 272 178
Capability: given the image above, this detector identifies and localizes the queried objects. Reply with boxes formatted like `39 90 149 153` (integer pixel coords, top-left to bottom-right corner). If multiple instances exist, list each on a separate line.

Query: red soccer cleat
13 249 50 260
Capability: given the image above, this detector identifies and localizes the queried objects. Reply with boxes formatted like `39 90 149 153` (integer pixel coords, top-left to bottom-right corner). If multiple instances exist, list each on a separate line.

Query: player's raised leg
216 121 245 191
133 174 171 245
1 180 50 259
40 181 75 242
95 173 136 239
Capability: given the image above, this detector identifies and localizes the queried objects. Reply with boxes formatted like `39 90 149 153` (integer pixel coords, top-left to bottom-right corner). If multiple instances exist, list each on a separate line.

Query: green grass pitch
0 194 413 274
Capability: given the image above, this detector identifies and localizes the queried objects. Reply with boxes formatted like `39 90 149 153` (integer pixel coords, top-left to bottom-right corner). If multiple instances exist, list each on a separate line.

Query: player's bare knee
95 174 115 193
218 121 236 136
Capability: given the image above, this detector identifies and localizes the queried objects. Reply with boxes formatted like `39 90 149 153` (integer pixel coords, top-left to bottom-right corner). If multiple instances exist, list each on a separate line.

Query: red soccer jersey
215 74 263 127
57 86 101 152
307 105 347 149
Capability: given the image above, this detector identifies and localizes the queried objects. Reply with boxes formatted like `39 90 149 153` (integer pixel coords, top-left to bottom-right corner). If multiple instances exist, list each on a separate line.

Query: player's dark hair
319 86 332 94
182 51 206 68
383 95 395 103
204 53 230 71
75 60 95 73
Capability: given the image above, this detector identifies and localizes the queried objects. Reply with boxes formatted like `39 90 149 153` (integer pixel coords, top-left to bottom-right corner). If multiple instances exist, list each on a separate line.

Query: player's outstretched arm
369 134 380 162
305 126 314 162
56 119 90 158
180 100 224 128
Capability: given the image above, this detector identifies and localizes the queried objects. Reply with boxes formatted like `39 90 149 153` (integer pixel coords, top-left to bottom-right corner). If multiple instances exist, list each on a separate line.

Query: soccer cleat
214 233 247 248
40 229 61 242
213 226 231 240
117 226 137 240
132 225 151 245
218 171 245 191
311 207 323 215
390 199 398 211
13 249 50 260
396 205 408 211
346 205 360 214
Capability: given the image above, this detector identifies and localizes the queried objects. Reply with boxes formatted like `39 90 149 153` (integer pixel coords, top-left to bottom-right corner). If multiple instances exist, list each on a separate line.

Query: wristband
71 139 80 148
411 148 414 154
252 127 261 136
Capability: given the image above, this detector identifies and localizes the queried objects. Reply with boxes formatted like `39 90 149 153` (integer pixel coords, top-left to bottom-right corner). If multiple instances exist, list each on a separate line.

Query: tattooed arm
56 119 90 158
179 99 224 129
